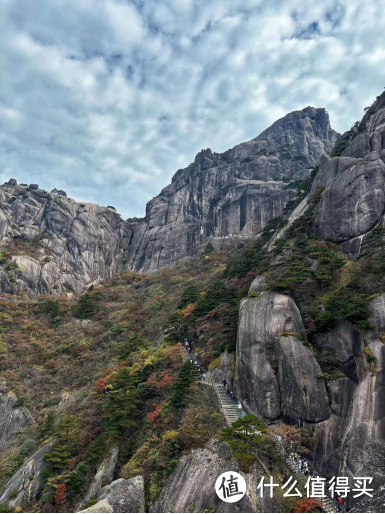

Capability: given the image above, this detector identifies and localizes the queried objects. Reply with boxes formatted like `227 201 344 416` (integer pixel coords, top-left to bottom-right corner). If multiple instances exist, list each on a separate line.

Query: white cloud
0 0 384 217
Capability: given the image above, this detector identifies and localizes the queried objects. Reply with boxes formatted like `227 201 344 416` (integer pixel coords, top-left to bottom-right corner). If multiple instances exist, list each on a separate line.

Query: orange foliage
180 303 195 318
94 377 107 392
148 403 163 425
149 294 164 303
294 498 323 513
55 483 67 505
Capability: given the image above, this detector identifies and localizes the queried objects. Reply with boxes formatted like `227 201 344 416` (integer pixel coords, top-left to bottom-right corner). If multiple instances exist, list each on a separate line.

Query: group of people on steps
184 339 351 512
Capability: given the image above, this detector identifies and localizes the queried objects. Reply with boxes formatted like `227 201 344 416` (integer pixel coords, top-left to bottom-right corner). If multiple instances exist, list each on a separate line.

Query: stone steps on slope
201 380 337 513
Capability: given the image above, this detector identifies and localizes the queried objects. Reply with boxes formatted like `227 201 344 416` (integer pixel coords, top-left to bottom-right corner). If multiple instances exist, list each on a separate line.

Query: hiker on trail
238 401 242 410
308 466 313 477
223 379 226 388
277 435 282 443
231 391 235 401
284 436 288 444
337 496 343 511
226 387 230 395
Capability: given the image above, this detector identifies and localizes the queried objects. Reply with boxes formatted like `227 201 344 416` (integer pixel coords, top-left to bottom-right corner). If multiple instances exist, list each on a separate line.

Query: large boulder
80 476 145 513
235 291 329 423
276 335 330 422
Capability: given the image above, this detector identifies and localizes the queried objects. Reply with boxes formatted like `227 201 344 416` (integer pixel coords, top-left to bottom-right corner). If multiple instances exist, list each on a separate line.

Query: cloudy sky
0 0 384 218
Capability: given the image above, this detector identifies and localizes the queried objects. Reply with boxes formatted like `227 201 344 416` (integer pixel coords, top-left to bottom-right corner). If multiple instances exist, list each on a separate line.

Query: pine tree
221 414 267 472
178 285 201 309
103 368 141 438
39 412 55 440
169 360 198 408
45 416 79 470
75 292 102 318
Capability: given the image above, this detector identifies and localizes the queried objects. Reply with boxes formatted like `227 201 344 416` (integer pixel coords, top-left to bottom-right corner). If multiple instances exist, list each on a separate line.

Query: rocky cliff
234 288 330 423
0 107 338 294
294 92 385 254
0 181 132 295
0 442 54 508
233 91 385 496
152 439 281 513
0 388 33 451
128 107 338 272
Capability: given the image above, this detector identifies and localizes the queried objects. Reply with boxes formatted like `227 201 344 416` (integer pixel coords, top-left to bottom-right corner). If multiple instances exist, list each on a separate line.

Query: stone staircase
276 444 338 513
200 379 244 425
200 378 338 513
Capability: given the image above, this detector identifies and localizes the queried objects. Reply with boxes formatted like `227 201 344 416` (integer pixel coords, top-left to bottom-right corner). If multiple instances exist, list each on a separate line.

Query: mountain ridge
0 105 339 296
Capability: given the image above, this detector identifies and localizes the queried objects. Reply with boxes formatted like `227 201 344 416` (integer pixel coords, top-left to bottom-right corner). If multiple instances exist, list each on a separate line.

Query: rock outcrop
0 182 132 295
313 295 385 488
0 107 338 293
0 441 54 508
80 476 145 513
152 439 281 513
307 92 385 254
206 350 234 386
234 291 329 423
77 446 119 510
128 107 338 272
0 392 33 451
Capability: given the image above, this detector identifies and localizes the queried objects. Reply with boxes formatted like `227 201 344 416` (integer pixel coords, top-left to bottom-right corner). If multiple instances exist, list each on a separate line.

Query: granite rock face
0 392 33 451
80 476 145 513
205 350 234 387
128 107 338 271
0 442 54 508
0 107 338 293
310 92 385 253
77 446 119 510
0 183 132 296
234 291 329 423
313 295 385 488
152 439 281 513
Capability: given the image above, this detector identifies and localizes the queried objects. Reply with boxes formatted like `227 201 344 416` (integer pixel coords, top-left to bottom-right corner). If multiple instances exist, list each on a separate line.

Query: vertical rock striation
234 290 330 424
128 107 338 272
0 183 132 295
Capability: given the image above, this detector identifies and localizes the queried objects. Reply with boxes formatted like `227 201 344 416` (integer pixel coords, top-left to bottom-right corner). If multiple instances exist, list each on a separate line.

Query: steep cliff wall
308 92 385 254
313 295 385 488
0 182 132 295
128 107 338 272
232 91 385 496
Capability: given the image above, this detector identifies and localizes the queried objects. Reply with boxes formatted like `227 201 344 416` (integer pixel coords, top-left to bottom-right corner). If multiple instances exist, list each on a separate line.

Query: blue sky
0 0 384 218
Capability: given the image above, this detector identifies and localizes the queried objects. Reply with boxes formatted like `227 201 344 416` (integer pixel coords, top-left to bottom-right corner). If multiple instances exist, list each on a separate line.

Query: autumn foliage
55 483 67 505
294 498 323 513
94 377 107 393
148 403 163 426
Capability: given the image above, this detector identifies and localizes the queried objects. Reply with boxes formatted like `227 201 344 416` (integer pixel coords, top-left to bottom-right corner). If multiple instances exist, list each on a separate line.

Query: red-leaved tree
55 483 67 505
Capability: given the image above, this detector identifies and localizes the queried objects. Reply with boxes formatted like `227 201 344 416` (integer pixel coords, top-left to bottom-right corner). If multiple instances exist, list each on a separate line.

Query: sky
0 0 384 218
